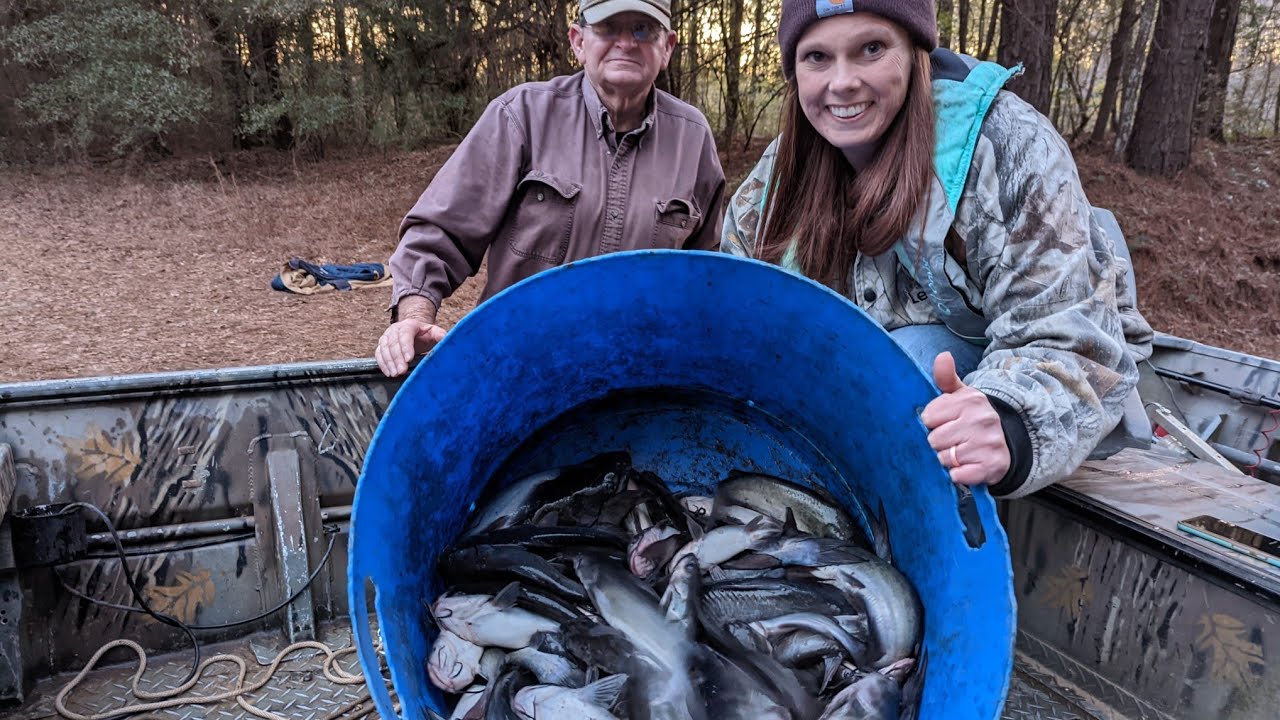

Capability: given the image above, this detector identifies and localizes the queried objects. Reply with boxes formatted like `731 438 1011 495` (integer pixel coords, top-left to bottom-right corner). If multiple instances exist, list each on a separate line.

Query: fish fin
728 621 770 653
746 513 785 539
879 656 917 683
820 654 843 693
783 507 800 536
873 499 894 563
421 597 441 628
492 581 521 610
836 614 869 640
706 564 729 583
721 552 780 570
577 672 628 708
528 631 551 651
815 546 867 566
897 651 926 720
686 512 706 541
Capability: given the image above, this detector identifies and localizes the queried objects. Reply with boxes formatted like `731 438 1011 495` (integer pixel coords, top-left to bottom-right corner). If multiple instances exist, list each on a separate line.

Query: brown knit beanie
779 0 938 80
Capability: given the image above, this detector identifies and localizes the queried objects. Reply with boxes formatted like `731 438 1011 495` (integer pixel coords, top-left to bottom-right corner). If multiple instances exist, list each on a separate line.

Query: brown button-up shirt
389 72 726 312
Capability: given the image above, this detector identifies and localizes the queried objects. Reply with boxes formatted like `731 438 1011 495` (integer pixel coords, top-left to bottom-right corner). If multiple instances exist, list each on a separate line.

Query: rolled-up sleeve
388 98 526 311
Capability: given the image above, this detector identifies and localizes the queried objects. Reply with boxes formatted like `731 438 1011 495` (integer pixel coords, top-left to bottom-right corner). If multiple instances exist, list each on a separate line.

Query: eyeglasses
585 19 664 44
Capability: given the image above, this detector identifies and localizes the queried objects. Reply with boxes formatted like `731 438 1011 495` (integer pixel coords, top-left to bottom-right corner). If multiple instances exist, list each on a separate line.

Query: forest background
1 0 1277 381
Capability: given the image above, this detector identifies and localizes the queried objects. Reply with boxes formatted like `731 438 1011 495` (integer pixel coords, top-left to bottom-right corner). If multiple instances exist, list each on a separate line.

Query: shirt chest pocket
503 171 582 264
652 197 702 249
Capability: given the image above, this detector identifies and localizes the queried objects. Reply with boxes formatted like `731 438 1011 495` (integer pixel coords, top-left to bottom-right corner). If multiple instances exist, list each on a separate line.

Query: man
375 0 726 377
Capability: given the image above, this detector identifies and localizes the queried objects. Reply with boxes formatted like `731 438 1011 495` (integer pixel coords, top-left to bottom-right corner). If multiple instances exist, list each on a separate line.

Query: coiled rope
55 638 393 720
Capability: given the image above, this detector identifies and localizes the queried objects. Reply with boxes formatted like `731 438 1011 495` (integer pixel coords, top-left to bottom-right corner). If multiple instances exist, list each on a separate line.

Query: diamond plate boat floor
9 622 388 720
9 624 1112 720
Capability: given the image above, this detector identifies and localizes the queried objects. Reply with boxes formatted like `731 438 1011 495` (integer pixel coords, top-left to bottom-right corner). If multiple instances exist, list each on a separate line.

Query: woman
723 0 1153 498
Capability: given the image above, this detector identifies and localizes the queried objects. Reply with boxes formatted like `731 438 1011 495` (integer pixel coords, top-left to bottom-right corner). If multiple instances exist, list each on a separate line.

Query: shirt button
536 192 545 202
680 220 688 228
863 288 877 303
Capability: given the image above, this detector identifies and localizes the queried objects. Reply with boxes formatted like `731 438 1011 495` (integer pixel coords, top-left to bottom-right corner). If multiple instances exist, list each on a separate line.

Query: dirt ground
1 137 1277 384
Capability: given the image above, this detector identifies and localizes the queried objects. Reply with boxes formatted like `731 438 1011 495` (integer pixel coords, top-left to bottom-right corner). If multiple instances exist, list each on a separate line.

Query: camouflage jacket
723 67 1154 497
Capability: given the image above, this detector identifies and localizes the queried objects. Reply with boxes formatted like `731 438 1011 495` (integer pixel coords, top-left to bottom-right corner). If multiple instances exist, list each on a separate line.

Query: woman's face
794 14 915 169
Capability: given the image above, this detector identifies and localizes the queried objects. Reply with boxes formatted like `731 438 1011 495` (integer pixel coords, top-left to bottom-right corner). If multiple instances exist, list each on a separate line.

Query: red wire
1246 408 1280 476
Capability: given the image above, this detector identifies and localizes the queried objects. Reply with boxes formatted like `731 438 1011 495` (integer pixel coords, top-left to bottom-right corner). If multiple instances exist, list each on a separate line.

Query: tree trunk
1053 5 1097 142
1193 0 1241 140
1089 0 1139 145
1113 0 1157 157
745 0 766 140
202 9 247 149
1231 1 1260 130
553 0 577 75
1126 0 1216 176
1258 54 1276 136
975 0 987 58
668 0 684 97
1072 41 1104 140
334 1 349 60
939 0 954 47
997 0 1058 114
1048 0 1084 131
750 0 765 71
298 15 316 66
1244 1 1280 134
980 0 1000 59
722 0 744 140
958 0 971 54
1273 70 1280 134
247 18 293 149
685 0 699 104
443 0 478 135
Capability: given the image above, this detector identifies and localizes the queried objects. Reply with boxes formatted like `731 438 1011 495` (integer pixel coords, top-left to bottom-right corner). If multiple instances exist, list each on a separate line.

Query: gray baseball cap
580 0 672 29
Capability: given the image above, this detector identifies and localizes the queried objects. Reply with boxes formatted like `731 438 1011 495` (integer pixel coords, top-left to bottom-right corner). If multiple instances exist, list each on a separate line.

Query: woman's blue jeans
889 324 983 378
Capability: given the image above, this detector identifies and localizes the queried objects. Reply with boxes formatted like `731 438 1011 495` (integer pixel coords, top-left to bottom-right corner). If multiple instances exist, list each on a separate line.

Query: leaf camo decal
62 423 141 488
1194 613 1264 685
1039 564 1093 621
145 568 215 624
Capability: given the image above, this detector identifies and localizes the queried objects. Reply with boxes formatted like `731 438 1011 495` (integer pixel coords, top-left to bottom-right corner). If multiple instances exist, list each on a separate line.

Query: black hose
1150 364 1280 410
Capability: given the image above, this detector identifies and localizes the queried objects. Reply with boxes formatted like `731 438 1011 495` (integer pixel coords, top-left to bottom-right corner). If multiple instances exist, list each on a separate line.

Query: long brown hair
757 47 935 293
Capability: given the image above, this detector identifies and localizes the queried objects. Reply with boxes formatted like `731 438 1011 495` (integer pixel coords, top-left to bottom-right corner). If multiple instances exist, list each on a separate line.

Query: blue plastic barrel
349 250 1014 719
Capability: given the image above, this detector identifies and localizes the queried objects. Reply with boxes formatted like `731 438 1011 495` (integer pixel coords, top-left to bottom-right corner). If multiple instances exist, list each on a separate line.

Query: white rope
55 638 374 720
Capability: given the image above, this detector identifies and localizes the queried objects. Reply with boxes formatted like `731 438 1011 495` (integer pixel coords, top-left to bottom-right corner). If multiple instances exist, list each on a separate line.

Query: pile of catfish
427 452 924 720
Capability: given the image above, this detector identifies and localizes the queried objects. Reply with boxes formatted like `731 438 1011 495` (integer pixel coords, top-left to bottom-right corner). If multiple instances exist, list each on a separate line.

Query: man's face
570 11 676 100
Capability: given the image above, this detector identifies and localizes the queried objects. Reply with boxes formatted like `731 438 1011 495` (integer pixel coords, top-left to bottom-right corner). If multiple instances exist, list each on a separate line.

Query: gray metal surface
1006 457 1280 720
0 521 22 704
9 625 1099 720
1003 673 1091 720
1060 445 1280 596
0 359 387 406
1014 632 1174 720
266 448 316 643
1141 334 1280 484
1 443 15 522
1 446 22 702
8 623 383 720
0 360 396 677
